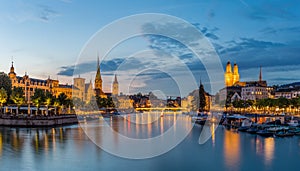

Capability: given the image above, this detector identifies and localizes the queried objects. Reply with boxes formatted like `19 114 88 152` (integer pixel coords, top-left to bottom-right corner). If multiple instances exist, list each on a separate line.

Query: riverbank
0 114 78 127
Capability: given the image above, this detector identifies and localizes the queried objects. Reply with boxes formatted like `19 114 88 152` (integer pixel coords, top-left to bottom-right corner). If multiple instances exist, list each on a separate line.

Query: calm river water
0 114 299 171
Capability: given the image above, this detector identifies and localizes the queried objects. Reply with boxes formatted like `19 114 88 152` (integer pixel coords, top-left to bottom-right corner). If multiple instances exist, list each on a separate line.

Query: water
0 114 299 171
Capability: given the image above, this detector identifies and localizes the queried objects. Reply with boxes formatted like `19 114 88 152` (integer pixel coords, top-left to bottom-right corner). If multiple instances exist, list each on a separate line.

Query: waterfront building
73 76 85 101
275 88 300 99
6 55 117 103
219 62 268 104
116 94 134 109
241 85 268 101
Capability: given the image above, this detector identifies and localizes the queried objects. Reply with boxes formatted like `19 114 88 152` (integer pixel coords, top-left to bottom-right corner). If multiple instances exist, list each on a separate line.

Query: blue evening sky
0 0 299 96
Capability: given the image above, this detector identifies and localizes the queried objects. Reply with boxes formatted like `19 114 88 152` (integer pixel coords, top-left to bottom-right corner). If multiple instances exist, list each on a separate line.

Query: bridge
135 107 188 113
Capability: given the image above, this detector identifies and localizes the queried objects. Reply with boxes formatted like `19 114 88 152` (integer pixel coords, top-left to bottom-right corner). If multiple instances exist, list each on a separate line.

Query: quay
0 114 78 127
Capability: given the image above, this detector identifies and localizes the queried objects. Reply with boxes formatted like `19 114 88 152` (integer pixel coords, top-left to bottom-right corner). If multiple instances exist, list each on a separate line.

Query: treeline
229 97 300 114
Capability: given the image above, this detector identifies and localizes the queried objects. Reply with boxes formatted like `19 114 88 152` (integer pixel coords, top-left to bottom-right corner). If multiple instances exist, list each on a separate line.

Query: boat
267 126 289 133
238 119 253 132
287 120 299 127
246 127 258 134
223 115 250 129
238 126 250 132
289 128 300 135
275 131 294 137
257 130 274 137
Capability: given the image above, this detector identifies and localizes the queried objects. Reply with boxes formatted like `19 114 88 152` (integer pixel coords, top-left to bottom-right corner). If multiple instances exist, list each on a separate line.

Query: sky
0 0 300 97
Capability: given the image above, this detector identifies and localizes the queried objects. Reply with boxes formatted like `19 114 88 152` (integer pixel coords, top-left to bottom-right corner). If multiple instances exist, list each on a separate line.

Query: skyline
1 0 300 96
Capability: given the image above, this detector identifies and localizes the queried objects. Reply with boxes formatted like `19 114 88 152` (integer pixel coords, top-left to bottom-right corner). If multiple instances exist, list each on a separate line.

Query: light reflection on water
0 114 299 171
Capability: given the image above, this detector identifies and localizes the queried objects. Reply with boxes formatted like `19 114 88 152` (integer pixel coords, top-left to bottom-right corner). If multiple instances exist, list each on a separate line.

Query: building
241 86 268 101
224 61 240 87
73 77 85 101
6 55 117 103
112 74 119 96
275 87 300 99
94 56 107 98
218 62 268 104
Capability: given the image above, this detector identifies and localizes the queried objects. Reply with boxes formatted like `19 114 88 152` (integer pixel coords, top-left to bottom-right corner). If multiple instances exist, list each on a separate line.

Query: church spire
259 65 262 82
112 74 119 96
10 59 15 73
95 54 102 81
9 58 16 79
114 74 118 83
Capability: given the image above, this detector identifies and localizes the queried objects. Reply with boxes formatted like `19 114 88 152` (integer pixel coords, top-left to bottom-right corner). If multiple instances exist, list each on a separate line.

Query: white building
241 86 268 101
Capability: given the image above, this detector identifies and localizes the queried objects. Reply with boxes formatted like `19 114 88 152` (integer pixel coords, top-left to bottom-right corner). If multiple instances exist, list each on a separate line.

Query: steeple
226 61 232 73
9 59 16 79
95 54 102 81
114 74 118 83
94 53 104 97
232 62 240 85
224 61 233 87
112 74 119 96
10 60 15 73
259 65 262 82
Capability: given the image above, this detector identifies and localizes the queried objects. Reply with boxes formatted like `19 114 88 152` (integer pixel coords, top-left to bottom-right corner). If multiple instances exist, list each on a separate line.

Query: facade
241 86 268 101
275 88 300 99
6 55 116 103
73 77 85 101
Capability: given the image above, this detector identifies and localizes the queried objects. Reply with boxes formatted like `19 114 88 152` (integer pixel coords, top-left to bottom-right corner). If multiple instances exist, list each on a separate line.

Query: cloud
57 58 125 76
37 4 60 22
5 2 61 23
218 38 285 55
260 26 300 35
244 1 297 21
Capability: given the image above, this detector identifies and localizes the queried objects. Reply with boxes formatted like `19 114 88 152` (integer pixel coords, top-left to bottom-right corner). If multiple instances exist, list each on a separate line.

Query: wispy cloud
260 26 300 35
244 1 297 21
5 1 61 23
57 58 125 76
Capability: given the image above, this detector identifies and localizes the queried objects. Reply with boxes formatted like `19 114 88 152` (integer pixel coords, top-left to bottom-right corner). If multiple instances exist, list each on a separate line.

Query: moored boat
275 131 294 137
257 130 274 137
246 127 258 134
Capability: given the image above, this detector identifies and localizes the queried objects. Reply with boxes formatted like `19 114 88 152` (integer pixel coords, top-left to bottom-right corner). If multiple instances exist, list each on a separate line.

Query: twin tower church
7 56 119 103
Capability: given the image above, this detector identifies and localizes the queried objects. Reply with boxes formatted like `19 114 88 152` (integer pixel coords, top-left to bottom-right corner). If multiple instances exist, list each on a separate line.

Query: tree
0 72 12 97
45 91 54 115
199 83 206 112
0 88 8 114
277 97 290 112
10 87 25 115
57 93 68 114
31 89 46 115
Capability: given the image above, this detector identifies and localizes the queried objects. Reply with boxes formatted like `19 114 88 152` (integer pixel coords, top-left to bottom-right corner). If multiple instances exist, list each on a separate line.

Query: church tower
224 61 233 87
232 62 240 85
94 55 106 98
112 74 119 96
8 61 16 80
74 76 85 101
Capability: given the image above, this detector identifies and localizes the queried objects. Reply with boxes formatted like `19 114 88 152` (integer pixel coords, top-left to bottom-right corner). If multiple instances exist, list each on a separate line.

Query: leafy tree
0 72 12 97
45 91 55 115
57 93 68 106
10 87 25 115
199 83 206 112
0 88 8 114
31 89 46 115
277 97 290 112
